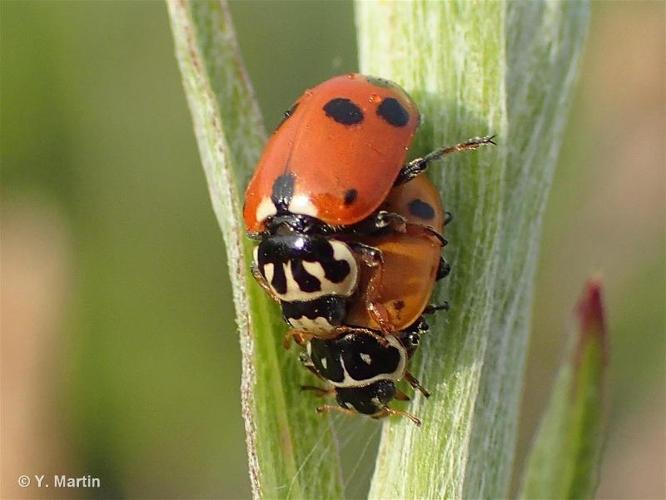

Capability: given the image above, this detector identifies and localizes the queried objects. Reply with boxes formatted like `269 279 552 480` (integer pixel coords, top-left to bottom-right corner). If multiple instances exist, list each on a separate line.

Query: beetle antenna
395 135 496 185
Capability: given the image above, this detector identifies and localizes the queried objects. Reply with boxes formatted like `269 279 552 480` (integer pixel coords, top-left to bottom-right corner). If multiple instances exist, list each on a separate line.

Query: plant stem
167 1 344 498
356 1 589 498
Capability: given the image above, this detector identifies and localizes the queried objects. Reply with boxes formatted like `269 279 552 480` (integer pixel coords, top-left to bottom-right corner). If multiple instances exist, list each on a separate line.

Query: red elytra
243 73 420 233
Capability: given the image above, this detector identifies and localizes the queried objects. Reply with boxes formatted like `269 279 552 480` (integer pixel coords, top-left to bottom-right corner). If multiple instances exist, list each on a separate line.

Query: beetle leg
346 210 407 235
349 243 396 336
368 302 395 336
404 371 430 398
373 210 407 233
251 263 280 302
395 135 496 185
333 325 390 347
298 350 315 369
316 404 356 418
429 228 448 247
424 302 450 314
394 388 411 401
246 231 265 241
373 407 422 427
283 329 312 350
301 385 335 397
299 352 335 387
405 223 447 247
436 257 451 280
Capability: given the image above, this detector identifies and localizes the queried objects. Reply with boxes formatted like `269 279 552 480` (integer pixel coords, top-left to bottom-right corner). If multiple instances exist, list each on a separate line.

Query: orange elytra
243 73 420 234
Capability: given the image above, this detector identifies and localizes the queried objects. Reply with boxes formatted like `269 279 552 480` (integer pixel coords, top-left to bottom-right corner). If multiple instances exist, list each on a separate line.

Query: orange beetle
245 73 493 340
345 174 447 333
244 73 420 234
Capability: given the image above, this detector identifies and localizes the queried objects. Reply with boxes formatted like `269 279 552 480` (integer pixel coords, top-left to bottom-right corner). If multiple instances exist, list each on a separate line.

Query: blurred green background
1 1 663 499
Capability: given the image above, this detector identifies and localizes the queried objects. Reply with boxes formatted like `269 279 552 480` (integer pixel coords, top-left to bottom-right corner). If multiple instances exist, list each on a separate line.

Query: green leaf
356 1 589 498
519 280 607 499
166 1 343 498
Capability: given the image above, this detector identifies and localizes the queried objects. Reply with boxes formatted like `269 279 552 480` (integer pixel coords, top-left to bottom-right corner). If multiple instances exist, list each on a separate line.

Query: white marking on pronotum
256 197 277 222
321 357 328 370
288 194 318 218
283 261 306 300
360 353 372 365
331 336 407 388
263 263 275 284
270 240 359 302
301 260 327 281
289 316 335 333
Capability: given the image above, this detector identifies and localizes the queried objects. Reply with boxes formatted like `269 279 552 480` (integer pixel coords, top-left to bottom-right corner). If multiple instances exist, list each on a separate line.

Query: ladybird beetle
245 73 494 339
244 74 421 233
345 174 448 333
280 173 449 346
298 319 429 425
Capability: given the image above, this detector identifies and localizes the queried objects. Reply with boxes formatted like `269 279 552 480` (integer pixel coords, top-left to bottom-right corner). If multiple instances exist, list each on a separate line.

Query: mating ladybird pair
243 74 493 425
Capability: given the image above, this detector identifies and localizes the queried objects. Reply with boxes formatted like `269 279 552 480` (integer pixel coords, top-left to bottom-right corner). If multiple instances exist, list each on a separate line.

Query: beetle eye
409 334 420 346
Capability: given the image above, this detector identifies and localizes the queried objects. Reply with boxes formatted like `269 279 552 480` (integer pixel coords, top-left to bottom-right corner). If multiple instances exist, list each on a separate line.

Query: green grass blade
519 280 607 499
465 2 590 497
166 1 344 498
356 1 589 498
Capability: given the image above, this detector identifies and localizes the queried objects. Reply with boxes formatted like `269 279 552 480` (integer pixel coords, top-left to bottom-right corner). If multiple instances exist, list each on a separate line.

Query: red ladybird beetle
244 74 420 233
245 73 493 340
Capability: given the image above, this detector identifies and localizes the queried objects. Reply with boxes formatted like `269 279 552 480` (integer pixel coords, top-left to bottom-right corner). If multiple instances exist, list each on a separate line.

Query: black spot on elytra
408 198 435 220
271 172 295 211
343 188 358 206
274 102 299 131
393 300 405 311
377 97 410 127
323 98 364 125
